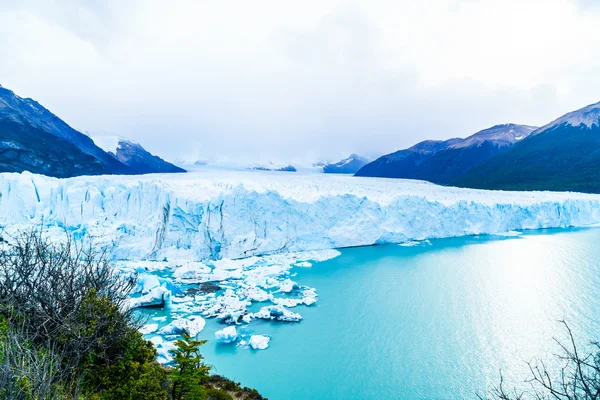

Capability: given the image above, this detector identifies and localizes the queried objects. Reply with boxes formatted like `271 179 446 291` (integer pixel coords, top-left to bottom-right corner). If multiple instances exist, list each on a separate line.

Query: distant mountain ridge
452 101 600 192
356 124 536 183
91 136 185 174
0 84 184 178
322 154 370 174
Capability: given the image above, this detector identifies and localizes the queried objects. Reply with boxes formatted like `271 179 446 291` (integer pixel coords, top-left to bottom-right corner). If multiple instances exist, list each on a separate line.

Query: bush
0 229 265 400
0 229 138 371
83 331 168 400
205 388 233 400
0 323 78 400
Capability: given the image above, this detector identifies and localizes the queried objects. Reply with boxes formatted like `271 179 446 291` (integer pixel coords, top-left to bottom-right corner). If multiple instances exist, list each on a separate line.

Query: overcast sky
1 0 600 164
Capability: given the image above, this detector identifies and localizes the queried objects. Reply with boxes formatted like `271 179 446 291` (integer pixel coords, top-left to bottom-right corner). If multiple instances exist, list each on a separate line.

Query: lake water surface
148 228 600 399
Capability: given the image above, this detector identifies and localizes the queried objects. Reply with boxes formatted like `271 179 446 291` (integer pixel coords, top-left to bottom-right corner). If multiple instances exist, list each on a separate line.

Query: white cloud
1 0 600 164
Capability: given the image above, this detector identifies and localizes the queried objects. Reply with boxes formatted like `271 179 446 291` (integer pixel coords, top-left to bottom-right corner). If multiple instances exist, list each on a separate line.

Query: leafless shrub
479 321 600 400
0 228 139 371
0 324 82 399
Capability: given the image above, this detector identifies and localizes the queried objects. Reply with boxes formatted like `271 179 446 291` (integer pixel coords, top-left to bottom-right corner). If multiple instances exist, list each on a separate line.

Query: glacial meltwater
140 227 600 399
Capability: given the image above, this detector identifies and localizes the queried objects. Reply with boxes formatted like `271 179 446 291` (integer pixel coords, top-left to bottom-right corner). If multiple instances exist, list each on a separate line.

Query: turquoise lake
144 227 600 399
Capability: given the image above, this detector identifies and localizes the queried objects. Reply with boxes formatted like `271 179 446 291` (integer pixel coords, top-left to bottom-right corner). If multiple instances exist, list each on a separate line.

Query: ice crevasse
1 170 600 261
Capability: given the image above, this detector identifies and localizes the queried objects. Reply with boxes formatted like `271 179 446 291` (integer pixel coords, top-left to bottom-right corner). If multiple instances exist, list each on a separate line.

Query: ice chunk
249 335 270 350
158 316 206 337
279 279 297 293
139 323 158 334
199 289 250 323
128 286 171 309
497 230 523 237
239 286 270 302
294 261 312 267
271 297 303 308
149 336 163 345
135 274 160 294
172 262 211 280
252 305 303 322
215 326 238 344
212 257 260 270
156 341 177 364
302 288 318 306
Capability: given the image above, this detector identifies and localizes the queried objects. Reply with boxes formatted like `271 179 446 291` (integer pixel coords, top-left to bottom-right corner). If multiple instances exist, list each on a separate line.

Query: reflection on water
143 228 600 400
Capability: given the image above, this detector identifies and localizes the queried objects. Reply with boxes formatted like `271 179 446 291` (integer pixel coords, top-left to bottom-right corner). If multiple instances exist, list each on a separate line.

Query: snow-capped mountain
0 84 129 177
92 136 185 174
0 84 184 177
356 124 536 183
449 124 536 149
322 154 370 174
454 101 600 192
532 101 600 133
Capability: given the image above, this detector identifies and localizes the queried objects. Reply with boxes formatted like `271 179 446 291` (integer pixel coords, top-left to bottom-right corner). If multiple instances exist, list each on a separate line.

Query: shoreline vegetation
2 228 600 399
0 229 265 400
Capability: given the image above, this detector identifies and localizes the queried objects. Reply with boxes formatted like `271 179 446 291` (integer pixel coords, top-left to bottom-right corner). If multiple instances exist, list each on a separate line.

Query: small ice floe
156 341 177 364
399 240 421 247
200 289 250 323
172 262 211 281
158 316 206 337
135 274 161 293
271 297 304 308
249 335 270 350
213 257 260 271
497 230 523 237
294 261 312 268
171 295 195 304
149 336 163 346
129 286 171 309
302 288 318 306
139 323 158 334
252 305 303 322
215 326 238 344
152 316 168 322
278 279 297 293
238 286 270 302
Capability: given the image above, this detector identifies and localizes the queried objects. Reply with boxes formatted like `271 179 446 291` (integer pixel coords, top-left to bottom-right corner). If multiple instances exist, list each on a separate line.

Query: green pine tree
169 334 212 400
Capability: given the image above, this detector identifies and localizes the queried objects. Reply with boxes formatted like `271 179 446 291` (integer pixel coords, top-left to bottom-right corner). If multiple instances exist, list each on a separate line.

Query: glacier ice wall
1 170 600 261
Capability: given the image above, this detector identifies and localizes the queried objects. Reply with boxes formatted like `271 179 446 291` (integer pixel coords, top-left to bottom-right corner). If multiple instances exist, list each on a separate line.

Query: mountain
355 138 461 179
0 84 184 178
355 124 536 183
452 102 600 193
322 154 370 174
92 136 185 174
0 85 130 177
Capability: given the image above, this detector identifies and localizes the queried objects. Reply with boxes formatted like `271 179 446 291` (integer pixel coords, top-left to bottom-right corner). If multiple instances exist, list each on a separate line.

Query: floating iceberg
249 335 270 350
172 262 211 280
128 286 171 309
252 305 303 322
139 323 159 334
215 326 238 344
135 274 161 294
199 289 250 323
157 316 205 337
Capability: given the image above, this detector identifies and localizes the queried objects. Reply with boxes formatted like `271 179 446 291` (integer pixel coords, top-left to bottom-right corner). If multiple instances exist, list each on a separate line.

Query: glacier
3 169 600 357
2 169 600 261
